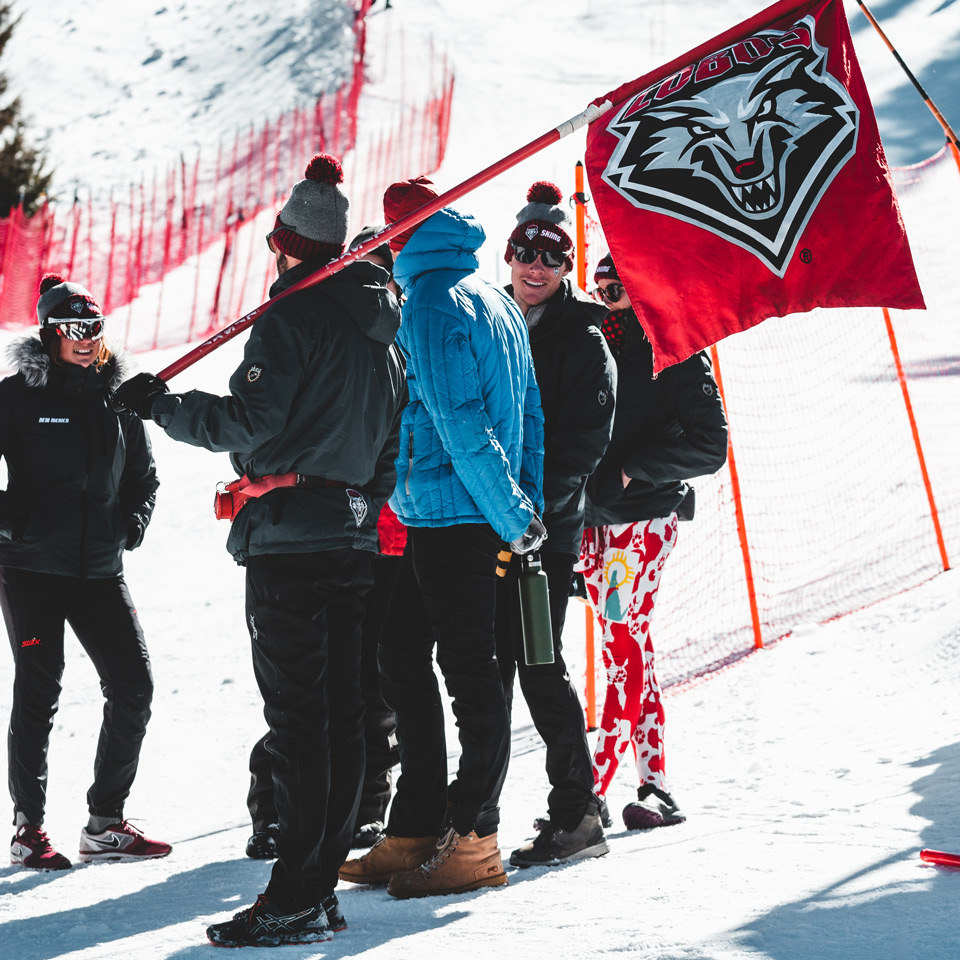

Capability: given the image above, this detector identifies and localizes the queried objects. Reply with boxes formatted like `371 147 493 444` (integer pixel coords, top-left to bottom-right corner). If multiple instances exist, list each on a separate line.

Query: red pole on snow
157 100 613 381
920 849 960 868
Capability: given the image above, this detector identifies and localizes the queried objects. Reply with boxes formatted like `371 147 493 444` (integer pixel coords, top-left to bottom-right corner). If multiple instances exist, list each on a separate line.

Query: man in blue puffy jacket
339 177 545 899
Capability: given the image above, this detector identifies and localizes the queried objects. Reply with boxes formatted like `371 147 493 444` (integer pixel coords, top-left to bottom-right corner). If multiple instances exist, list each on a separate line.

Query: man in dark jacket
243 225 404 861
112 155 405 947
499 182 617 868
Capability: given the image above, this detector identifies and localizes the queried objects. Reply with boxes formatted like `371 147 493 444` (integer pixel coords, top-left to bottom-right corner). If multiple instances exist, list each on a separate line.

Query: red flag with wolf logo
585 0 925 372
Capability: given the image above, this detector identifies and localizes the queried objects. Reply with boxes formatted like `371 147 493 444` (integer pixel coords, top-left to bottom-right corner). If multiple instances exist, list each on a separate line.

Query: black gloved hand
510 514 547 555
110 373 169 420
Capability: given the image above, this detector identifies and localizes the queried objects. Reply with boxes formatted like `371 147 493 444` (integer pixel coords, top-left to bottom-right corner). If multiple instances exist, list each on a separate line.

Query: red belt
214 473 348 521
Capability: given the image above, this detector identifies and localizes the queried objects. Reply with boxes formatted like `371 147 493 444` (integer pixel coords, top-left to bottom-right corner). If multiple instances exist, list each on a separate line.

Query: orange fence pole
855 0 960 178
882 308 951 571
573 159 598 726
573 161 587 292
710 343 764 649
584 607 597 730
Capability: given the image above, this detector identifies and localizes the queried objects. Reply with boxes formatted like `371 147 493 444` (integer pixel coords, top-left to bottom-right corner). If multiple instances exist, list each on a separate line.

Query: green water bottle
519 553 554 666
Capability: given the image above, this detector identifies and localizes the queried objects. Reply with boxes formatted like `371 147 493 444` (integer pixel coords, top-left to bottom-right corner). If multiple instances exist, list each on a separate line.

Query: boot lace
420 829 458 874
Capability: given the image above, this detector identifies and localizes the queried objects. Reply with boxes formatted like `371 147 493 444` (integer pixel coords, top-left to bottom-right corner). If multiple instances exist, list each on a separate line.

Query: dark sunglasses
265 212 285 252
53 318 105 341
597 282 625 303
511 244 565 268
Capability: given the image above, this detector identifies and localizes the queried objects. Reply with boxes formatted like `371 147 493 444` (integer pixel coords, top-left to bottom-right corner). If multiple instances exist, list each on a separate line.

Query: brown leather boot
338 834 439 885
386 828 508 899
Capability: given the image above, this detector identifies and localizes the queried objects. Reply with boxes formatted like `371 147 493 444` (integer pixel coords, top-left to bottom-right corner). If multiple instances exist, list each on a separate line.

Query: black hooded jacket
585 309 728 526
0 337 158 578
151 258 406 563
507 279 616 555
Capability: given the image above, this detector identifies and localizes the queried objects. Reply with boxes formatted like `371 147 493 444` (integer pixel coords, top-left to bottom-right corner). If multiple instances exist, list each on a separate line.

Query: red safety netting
0 0 455 352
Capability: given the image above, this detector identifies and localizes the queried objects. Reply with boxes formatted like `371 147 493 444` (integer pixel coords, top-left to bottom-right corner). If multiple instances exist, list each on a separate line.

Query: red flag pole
157 101 613 382
854 0 960 175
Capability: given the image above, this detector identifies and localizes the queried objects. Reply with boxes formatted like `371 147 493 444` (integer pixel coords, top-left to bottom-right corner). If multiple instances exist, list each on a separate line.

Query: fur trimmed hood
4 334 131 391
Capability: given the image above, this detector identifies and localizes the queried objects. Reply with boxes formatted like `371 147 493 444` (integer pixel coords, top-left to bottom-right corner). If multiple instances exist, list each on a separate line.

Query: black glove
110 373 169 419
510 514 547 555
125 519 145 551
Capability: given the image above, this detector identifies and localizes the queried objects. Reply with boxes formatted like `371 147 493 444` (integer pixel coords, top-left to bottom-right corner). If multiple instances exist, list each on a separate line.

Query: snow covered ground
2 1 959 958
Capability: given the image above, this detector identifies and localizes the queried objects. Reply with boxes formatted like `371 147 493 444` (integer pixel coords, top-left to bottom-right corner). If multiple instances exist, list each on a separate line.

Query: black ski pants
495 550 598 830
0 566 153 825
355 552 400 825
379 524 510 840
246 553 400 833
245 549 372 909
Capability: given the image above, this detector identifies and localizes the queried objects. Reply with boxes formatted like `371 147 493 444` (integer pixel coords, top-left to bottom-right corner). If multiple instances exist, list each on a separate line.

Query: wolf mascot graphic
600 16 859 275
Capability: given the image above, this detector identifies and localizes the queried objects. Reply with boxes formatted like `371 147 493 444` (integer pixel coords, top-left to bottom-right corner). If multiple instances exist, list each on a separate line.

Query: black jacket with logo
585 309 728 527
152 258 406 563
507 279 616 555
0 337 158 578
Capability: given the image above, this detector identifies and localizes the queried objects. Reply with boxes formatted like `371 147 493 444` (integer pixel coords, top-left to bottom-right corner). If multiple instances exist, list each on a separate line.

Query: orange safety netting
575 145 960 696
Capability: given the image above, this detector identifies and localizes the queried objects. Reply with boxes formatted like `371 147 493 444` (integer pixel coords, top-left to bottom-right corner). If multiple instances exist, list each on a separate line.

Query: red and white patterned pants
579 515 678 796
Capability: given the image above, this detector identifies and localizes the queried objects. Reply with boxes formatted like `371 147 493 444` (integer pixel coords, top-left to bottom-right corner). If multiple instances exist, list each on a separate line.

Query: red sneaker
78 820 172 862
11 824 72 870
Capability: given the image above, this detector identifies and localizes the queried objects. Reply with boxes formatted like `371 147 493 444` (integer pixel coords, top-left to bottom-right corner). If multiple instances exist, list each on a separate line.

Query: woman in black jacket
0 275 170 870
581 254 728 832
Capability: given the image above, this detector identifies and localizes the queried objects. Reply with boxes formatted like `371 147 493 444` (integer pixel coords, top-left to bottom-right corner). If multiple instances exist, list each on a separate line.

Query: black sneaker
245 823 279 860
532 814 551 833
319 891 346 932
510 813 608 867
352 819 385 849
206 894 332 947
622 785 686 830
534 797 611 833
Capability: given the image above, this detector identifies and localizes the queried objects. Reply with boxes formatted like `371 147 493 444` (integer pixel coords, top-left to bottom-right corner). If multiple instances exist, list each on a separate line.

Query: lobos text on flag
585 0 925 372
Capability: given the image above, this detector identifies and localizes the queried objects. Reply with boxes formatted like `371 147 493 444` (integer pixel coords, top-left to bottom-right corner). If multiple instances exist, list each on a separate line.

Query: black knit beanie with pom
35 273 103 350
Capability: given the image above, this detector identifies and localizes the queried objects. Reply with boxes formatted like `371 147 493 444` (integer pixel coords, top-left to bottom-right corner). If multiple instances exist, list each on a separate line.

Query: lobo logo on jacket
600 16 858 275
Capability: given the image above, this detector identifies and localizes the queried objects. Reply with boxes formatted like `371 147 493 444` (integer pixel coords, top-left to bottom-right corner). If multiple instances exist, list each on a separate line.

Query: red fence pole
104 194 118 314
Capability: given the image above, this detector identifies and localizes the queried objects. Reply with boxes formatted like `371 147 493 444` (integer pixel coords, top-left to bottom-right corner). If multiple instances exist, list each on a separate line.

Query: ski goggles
597 282 625 303
511 244 566 268
51 318 105 341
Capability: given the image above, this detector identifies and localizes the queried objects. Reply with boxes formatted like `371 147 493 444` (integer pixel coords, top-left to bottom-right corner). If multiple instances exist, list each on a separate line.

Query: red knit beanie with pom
382 176 440 251
268 154 350 262
505 181 574 270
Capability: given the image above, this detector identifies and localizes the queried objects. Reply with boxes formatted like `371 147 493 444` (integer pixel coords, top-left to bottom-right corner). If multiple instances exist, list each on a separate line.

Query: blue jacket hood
392 207 485 291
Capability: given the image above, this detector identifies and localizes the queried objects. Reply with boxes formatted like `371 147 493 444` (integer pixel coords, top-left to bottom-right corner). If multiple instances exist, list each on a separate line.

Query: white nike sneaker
78 820 172 862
